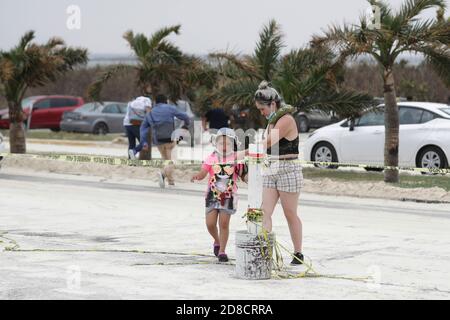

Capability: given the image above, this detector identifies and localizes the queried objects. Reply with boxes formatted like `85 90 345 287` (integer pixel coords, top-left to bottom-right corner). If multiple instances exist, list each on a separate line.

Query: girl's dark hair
254 81 282 106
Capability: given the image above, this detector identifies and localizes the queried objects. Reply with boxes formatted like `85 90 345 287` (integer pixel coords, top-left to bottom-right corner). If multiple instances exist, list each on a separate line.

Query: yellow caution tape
1 152 450 175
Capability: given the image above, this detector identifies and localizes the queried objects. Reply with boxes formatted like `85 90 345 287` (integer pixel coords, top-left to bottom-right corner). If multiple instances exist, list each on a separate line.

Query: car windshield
21 97 40 109
75 103 103 112
439 108 450 116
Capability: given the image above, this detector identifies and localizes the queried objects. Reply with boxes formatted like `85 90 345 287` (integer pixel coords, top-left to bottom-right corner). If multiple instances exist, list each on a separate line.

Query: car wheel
50 128 61 132
312 142 338 169
296 116 309 133
417 146 448 174
93 122 109 135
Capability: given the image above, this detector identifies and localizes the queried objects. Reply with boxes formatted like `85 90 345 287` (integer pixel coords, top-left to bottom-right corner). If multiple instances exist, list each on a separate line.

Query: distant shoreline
87 53 426 67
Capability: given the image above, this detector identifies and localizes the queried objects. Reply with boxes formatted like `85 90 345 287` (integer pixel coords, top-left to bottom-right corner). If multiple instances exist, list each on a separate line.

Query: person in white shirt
123 96 152 159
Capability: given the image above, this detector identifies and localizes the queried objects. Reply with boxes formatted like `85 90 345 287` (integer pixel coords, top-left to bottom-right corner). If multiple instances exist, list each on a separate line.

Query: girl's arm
191 168 209 182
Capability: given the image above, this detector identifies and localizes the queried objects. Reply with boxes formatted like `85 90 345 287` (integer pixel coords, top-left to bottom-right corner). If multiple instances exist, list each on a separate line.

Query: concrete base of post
235 230 275 280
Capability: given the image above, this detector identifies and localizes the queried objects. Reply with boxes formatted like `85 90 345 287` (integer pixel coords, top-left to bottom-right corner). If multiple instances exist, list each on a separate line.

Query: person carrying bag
124 96 152 159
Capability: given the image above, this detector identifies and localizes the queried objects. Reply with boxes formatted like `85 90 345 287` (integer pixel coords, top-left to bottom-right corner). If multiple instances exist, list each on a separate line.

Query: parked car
172 100 200 147
304 102 450 171
230 105 341 133
0 132 5 169
0 95 84 131
294 109 340 133
60 102 128 134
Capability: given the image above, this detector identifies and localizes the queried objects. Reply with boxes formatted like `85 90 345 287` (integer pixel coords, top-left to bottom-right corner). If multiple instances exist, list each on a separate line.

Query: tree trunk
383 67 399 183
8 102 26 154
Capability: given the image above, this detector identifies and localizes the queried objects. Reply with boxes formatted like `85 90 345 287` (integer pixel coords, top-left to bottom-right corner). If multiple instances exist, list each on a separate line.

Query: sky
1 0 448 56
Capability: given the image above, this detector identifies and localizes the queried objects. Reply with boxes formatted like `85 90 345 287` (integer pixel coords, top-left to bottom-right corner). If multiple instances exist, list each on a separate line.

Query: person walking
140 94 190 188
124 96 152 159
254 81 305 265
191 128 247 263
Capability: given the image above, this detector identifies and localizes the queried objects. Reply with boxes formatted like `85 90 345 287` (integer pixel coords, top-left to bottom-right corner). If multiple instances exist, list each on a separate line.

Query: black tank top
266 115 299 157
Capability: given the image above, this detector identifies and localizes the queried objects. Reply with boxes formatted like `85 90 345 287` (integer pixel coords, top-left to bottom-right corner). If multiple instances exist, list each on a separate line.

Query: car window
76 103 100 112
439 108 450 116
65 98 80 107
22 97 39 109
50 98 70 108
420 110 437 123
102 105 120 114
399 107 423 125
356 110 384 126
33 99 51 110
117 104 127 114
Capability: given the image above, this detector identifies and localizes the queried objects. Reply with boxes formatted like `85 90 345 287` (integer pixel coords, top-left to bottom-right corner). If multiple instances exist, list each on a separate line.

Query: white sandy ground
0 168 450 299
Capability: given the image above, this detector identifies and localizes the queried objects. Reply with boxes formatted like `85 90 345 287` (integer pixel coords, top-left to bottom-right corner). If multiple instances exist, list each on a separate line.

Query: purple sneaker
213 244 220 257
218 253 229 263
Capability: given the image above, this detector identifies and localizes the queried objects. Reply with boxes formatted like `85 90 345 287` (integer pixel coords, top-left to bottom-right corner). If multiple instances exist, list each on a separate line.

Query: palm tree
313 0 450 183
0 31 88 153
211 20 375 129
89 25 211 159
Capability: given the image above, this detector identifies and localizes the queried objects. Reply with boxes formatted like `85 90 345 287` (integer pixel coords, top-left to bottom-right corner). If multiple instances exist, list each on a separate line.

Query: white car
304 102 450 170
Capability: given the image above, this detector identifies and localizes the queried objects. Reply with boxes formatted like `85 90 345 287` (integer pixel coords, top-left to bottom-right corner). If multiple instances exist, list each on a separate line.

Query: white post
247 143 264 235
248 143 264 208
235 140 275 280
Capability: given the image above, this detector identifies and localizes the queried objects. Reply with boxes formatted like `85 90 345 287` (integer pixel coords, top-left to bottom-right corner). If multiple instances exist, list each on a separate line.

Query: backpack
129 103 146 126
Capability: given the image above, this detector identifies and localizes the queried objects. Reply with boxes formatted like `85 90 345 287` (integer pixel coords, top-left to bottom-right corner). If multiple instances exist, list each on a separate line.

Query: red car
0 95 84 131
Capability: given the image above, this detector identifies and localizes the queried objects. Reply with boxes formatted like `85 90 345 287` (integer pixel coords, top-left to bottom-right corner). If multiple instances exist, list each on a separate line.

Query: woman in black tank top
253 81 305 266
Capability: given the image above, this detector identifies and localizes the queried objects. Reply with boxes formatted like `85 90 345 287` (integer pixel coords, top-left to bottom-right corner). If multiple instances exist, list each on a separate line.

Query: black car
294 109 340 133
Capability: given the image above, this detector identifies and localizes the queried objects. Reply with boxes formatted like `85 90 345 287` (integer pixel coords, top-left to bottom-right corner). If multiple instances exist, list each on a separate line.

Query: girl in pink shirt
191 128 247 263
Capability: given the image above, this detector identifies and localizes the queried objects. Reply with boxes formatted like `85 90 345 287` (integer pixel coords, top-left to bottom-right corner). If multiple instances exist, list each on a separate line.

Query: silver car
61 102 127 134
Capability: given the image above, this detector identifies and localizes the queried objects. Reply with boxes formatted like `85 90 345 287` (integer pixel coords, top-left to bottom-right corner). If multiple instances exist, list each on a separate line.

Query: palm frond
216 78 260 107
397 0 446 25
254 19 284 80
297 89 375 118
123 31 151 59
17 31 35 51
87 64 134 102
148 25 181 49
209 52 259 79
410 44 450 85
45 37 65 49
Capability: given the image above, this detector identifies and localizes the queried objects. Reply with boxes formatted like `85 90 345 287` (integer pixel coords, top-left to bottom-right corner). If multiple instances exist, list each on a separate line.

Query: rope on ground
258 229 371 283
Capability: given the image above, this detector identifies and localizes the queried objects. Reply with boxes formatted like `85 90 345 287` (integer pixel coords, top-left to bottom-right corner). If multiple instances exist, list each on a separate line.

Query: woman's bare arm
261 116 292 149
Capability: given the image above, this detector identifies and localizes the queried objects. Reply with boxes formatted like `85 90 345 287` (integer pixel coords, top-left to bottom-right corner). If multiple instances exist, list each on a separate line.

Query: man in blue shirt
140 94 190 188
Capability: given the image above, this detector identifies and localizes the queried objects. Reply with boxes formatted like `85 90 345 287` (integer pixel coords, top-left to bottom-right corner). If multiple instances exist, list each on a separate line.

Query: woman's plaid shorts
262 160 304 193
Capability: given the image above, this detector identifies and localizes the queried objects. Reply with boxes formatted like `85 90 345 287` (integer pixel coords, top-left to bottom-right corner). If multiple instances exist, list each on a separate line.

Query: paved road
1 170 449 299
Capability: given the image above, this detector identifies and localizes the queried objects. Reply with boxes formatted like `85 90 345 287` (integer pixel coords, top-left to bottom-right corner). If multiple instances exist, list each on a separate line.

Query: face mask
266 111 276 121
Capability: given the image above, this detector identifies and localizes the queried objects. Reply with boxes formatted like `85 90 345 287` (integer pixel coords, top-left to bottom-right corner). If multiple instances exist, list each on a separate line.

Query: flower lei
209 163 235 205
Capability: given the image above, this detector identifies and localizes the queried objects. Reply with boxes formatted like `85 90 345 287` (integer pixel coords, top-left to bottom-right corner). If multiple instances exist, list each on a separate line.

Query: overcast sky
1 0 448 56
